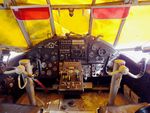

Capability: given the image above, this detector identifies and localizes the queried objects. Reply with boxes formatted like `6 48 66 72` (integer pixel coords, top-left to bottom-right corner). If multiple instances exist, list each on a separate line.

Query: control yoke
127 58 146 79
104 57 147 79
4 59 36 105
107 58 147 105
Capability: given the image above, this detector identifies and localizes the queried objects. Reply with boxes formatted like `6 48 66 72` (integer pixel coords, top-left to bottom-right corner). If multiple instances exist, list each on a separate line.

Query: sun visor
92 7 130 19
11 6 50 20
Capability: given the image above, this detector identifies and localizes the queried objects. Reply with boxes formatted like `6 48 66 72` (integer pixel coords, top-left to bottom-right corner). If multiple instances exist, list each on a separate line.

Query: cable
18 74 27 89
33 79 48 93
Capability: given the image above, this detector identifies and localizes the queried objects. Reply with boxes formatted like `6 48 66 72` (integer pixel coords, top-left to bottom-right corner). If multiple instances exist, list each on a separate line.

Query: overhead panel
117 6 150 48
0 10 28 48
52 9 90 36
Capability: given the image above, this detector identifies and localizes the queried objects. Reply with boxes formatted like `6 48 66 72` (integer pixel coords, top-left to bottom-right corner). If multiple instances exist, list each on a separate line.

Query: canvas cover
0 0 150 49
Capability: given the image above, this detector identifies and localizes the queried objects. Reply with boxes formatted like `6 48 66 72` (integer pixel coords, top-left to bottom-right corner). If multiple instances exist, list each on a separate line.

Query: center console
59 62 83 91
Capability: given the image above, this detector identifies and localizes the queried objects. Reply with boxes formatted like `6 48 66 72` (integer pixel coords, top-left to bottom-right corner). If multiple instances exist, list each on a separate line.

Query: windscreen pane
92 19 121 45
23 20 52 45
0 10 27 48
53 9 90 36
117 6 150 48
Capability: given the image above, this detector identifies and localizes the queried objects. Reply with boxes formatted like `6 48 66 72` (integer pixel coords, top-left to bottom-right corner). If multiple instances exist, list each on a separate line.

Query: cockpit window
24 20 52 45
117 6 150 48
0 1 150 49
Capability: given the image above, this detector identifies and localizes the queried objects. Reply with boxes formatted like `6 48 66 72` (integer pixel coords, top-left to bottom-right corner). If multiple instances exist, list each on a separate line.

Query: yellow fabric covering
0 0 150 48
0 10 27 48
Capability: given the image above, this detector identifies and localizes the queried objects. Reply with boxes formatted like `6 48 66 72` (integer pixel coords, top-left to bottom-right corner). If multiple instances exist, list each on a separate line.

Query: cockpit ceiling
0 0 150 49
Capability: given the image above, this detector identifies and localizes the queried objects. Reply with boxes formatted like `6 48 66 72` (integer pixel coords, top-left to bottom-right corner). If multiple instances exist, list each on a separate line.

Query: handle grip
127 58 146 79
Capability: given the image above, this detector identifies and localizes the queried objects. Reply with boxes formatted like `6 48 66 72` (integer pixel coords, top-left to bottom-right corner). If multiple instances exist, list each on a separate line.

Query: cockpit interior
0 0 150 113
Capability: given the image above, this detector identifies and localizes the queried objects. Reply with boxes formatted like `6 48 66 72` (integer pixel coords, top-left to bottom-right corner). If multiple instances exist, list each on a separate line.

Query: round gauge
51 51 54 55
96 56 101 61
92 43 98 51
53 66 57 71
44 54 49 60
54 52 58 55
60 54 65 60
48 63 52 68
41 71 46 75
89 51 94 58
35 53 41 59
92 74 97 77
41 62 47 68
51 56 57 61
45 42 55 48
98 49 106 56
47 70 52 76
49 42 55 48
100 57 105 62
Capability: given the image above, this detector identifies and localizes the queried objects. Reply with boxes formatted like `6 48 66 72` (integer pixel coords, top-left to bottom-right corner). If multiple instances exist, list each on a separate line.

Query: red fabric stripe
93 7 130 19
13 7 50 20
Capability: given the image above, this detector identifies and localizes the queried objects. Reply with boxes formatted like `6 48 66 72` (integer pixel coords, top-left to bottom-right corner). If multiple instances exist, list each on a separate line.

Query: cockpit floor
17 92 129 112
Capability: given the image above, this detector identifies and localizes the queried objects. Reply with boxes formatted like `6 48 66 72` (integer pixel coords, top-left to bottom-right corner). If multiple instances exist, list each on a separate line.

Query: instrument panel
27 36 118 84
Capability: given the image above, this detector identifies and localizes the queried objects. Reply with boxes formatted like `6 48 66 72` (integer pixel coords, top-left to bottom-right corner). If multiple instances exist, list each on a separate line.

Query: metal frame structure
113 0 130 47
46 0 56 35
88 0 96 35
16 20 32 47
113 19 126 47
51 1 150 9
1 0 150 48
1 1 150 9
11 5 53 48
